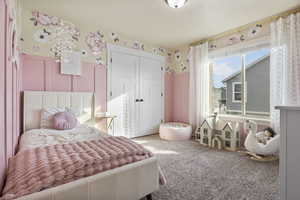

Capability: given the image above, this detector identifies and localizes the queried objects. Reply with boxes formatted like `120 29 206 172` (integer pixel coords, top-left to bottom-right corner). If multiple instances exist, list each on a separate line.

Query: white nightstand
94 113 117 135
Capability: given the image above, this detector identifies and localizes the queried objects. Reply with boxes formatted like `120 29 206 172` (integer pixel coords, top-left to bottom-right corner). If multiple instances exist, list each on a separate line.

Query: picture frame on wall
60 51 81 75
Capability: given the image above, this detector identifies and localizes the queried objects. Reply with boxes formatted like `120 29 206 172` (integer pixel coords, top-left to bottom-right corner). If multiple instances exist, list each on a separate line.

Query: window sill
216 114 270 125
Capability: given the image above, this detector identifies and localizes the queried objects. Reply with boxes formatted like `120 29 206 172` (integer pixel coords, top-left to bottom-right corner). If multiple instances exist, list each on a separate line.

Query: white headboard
23 91 94 132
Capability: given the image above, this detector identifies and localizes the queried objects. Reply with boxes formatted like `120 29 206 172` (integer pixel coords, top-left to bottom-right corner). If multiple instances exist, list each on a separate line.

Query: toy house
195 117 240 151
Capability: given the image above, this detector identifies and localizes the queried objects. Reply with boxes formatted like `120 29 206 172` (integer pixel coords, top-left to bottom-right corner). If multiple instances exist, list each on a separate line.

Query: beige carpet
134 135 279 200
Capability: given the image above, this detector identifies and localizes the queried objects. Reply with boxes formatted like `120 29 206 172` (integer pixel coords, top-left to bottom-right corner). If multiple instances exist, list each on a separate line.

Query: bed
3 91 159 200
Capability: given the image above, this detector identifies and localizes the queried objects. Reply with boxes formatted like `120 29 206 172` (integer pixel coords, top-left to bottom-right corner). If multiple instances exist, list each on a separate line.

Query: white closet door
109 51 138 138
138 57 163 136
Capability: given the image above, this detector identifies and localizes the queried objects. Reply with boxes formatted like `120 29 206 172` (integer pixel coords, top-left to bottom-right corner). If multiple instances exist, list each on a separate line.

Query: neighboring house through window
210 48 270 118
232 82 242 103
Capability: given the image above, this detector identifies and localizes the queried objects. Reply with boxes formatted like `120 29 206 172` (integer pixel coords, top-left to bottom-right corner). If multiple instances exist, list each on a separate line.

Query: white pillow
40 107 66 129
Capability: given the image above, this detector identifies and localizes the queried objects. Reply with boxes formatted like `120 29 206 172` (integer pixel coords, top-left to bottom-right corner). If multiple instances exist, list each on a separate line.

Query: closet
107 44 165 138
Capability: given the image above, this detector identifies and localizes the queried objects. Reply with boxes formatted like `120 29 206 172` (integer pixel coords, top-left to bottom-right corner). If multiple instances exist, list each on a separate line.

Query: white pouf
159 122 192 141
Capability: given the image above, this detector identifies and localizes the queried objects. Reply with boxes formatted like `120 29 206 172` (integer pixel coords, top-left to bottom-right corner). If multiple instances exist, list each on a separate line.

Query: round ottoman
159 122 192 141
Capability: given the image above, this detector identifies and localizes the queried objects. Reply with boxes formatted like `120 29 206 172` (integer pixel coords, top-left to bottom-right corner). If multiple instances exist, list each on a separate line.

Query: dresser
276 106 300 200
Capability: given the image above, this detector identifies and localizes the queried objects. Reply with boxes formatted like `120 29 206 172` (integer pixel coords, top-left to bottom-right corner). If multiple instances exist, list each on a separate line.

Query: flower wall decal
85 31 106 55
96 57 104 65
24 10 177 71
174 50 181 61
22 10 272 74
30 10 80 59
30 10 60 26
208 23 269 52
33 28 52 43
110 32 120 43
132 41 140 49
81 50 88 57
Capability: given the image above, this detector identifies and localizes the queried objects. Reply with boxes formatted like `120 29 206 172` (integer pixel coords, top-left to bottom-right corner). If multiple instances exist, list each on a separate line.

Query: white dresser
276 106 300 200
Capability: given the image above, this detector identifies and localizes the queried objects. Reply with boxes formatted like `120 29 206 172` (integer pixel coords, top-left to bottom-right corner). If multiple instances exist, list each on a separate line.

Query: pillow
66 107 91 124
53 111 78 130
40 107 66 129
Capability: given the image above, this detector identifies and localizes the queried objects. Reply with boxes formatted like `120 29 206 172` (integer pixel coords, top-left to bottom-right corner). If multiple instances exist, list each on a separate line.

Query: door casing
107 44 165 138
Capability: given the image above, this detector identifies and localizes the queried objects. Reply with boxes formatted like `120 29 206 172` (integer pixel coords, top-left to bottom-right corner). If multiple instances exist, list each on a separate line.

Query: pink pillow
53 111 78 130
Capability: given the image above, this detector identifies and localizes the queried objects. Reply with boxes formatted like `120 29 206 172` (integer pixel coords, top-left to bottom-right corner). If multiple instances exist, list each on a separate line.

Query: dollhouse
195 116 240 151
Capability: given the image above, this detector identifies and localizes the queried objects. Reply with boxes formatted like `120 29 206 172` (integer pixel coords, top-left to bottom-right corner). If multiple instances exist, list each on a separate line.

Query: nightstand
94 113 116 135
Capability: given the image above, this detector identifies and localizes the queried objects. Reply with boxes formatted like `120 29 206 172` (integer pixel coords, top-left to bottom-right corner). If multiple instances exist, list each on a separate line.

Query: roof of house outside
221 54 270 83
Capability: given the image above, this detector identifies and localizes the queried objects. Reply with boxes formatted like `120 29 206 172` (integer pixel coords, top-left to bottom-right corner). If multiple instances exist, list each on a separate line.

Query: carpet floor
134 134 279 200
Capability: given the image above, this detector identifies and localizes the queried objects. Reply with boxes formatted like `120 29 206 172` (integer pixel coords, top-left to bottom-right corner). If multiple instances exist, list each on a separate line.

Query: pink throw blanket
1 136 166 199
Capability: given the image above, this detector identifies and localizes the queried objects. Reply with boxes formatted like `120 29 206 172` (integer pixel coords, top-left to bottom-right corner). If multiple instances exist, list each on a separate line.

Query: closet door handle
135 99 140 102
140 99 144 102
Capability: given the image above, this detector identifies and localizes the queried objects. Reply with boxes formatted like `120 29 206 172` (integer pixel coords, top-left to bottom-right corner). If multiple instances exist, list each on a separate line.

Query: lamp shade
165 0 188 8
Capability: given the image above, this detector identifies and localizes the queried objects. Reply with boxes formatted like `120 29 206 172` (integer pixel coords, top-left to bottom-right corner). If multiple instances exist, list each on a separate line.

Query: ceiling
20 0 300 49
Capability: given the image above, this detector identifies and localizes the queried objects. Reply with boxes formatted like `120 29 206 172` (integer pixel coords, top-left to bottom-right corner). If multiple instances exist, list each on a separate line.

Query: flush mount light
165 0 188 8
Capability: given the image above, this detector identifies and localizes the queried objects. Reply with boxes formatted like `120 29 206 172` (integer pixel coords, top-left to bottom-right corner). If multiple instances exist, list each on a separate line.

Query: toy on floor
240 120 279 162
159 122 192 141
195 113 240 151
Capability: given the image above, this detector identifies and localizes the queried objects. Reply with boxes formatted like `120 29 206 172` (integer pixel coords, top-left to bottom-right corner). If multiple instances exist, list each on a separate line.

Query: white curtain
189 42 210 128
270 12 300 132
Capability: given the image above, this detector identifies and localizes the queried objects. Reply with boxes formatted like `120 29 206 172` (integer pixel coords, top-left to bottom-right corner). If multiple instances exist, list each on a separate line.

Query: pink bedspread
1 136 166 199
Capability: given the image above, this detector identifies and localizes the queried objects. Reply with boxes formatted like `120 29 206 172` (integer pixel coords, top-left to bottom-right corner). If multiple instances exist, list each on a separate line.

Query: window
214 140 219 148
211 48 270 118
232 82 242 102
225 141 231 147
203 128 208 135
225 131 231 139
195 132 201 140
203 137 208 144
211 54 242 115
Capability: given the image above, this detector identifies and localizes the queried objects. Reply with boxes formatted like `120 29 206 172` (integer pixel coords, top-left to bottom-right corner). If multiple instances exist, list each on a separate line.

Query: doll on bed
256 127 277 145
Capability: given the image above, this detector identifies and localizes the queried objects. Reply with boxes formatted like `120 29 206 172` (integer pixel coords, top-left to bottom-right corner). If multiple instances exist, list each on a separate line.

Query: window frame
232 82 242 103
210 49 270 120
225 131 231 139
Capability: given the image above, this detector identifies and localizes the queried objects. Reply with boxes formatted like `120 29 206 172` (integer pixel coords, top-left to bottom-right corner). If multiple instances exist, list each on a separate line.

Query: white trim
210 45 271 126
222 54 270 83
208 35 271 59
232 82 242 103
226 109 270 115
241 56 246 115
218 114 270 125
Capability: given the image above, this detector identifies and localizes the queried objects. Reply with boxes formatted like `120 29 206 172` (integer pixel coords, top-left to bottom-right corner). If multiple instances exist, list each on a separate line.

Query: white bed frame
18 91 159 200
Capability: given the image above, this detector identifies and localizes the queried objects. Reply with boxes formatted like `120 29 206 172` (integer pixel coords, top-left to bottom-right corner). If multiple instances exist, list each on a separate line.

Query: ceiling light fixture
165 0 188 8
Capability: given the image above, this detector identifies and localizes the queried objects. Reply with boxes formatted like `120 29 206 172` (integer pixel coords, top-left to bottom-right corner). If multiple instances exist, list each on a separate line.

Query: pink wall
21 54 173 124
172 72 189 123
164 72 189 123
0 0 7 190
164 73 174 122
0 0 21 191
21 54 107 114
